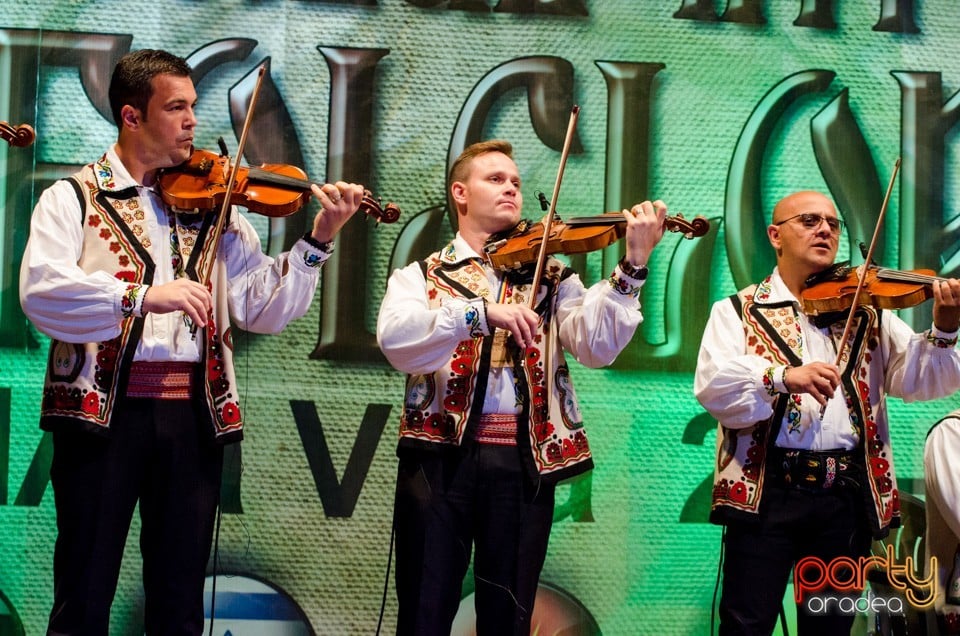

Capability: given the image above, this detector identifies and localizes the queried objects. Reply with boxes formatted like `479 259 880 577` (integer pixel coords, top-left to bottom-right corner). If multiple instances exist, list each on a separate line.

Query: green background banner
2 1 959 634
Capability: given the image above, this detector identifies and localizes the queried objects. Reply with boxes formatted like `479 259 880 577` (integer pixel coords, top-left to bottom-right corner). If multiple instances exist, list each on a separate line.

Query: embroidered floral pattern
120 284 142 318
221 402 241 425
754 275 774 302
303 250 324 268
169 222 185 277
927 331 959 348
719 286 900 531
785 395 802 435
762 366 777 396
96 155 116 190
401 245 592 478
608 270 641 298
444 341 476 412
206 320 243 434
465 304 483 337
93 340 120 401
41 160 250 442
712 426 765 509
42 337 120 423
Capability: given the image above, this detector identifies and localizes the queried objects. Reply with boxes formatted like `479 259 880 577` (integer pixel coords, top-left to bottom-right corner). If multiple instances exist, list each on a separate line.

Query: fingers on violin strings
340 182 364 206
940 279 960 302
320 184 341 204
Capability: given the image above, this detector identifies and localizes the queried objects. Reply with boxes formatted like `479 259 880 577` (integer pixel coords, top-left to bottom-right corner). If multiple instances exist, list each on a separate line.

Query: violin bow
821 157 901 417
528 105 580 310
831 157 900 364
196 65 267 289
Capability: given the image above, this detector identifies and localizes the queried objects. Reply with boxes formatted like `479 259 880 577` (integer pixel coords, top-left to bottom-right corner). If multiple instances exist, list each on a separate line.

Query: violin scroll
1 121 36 147
663 213 709 239
360 190 401 224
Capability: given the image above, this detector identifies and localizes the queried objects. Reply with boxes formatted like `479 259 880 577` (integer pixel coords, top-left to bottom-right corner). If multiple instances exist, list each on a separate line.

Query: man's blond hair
449 140 513 185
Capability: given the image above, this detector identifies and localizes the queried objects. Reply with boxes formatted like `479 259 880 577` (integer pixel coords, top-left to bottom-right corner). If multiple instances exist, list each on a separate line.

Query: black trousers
393 443 556 636
47 395 224 636
719 482 873 636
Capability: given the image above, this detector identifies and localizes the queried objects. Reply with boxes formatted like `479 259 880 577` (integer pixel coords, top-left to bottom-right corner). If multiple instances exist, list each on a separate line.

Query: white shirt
923 412 960 611
694 268 960 450
377 234 644 414
19 145 326 362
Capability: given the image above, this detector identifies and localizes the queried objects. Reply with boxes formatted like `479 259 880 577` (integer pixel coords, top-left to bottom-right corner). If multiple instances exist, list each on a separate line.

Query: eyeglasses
773 212 845 235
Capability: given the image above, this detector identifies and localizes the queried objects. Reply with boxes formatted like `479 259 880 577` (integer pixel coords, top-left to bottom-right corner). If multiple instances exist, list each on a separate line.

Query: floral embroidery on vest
711 280 899 534
39 157 245 442
398 244 594 482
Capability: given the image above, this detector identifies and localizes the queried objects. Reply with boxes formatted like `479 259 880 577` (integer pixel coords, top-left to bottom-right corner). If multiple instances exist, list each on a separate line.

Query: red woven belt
474 414 519 446
126 361 197 400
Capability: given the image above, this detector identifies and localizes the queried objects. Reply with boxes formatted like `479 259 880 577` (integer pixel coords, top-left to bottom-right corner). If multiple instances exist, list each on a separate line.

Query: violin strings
876 269 946 284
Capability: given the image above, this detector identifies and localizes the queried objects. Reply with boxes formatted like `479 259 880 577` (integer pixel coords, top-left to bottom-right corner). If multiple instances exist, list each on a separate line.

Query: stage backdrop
2 1 960 634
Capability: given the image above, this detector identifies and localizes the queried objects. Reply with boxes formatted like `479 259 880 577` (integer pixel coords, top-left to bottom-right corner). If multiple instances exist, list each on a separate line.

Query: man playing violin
694 190 960 635
376 139 668 635
19 49 363 635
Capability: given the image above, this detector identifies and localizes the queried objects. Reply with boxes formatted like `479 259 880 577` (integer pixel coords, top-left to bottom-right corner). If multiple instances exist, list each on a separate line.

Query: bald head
767 190 842 294
772 191 836 224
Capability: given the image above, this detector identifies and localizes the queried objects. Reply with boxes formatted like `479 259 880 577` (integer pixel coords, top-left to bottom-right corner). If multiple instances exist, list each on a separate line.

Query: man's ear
450 181 467 206
120 105 141 130
767 224 782 250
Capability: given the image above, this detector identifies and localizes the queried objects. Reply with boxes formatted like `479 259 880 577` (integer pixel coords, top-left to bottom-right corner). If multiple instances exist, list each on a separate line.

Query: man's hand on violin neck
143 279 212 327
310 181 365 243
933 277 960 333
486 302 539 349
623 200 667 267
783 362 841 407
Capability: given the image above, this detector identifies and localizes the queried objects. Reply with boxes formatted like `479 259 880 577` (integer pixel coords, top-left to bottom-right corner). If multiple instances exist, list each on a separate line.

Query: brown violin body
801 265 942 315
158 148 400 223
483 211 709 271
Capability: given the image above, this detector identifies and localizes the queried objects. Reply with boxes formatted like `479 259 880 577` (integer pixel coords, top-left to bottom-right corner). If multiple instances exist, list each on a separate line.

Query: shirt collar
754 267 801 308
93 144 142 193
439 233 485 265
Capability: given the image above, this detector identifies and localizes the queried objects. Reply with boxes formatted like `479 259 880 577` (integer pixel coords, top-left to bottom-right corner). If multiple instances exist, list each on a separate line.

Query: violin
801 262 944 315
483 211 710 271
157 147 400 223
1 121 35 147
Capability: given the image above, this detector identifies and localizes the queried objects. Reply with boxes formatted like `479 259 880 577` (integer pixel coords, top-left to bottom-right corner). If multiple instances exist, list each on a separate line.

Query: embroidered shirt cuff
927 324 959 349
609 263 647 299
762 365 791 396
120 284 147 319
464 297 490 338
297 233 335 270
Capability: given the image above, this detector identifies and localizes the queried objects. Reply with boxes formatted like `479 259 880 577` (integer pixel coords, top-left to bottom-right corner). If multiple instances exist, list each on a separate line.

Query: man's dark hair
108 49 191 128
